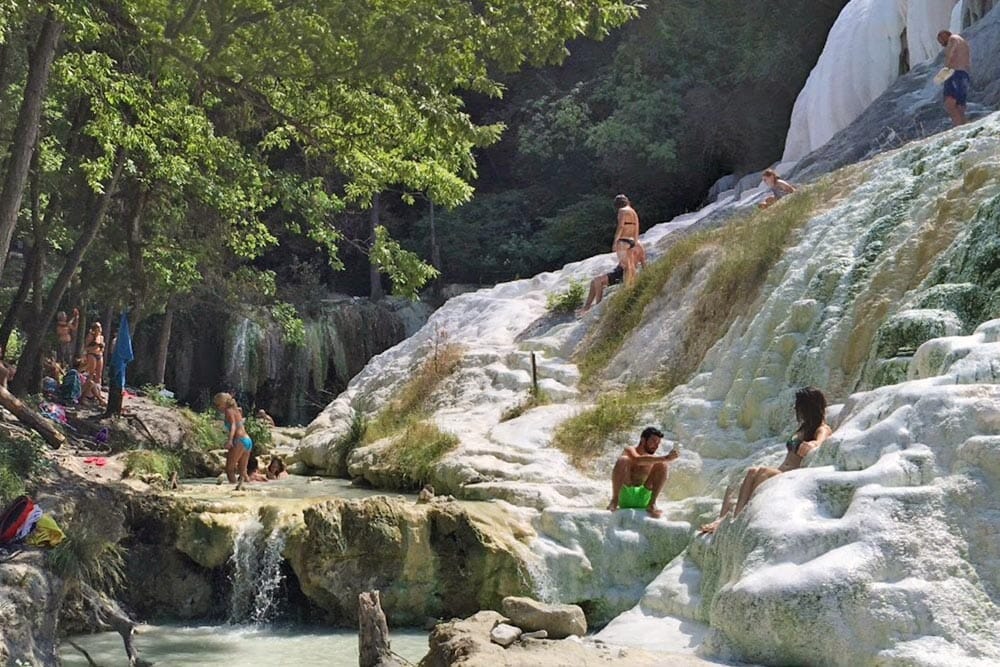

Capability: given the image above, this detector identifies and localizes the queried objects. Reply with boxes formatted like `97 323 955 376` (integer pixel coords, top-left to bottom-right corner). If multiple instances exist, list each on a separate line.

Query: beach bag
0 496 38 545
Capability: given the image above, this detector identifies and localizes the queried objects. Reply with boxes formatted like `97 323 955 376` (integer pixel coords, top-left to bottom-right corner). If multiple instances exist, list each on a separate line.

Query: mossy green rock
873 309 962 359
175 509 248 569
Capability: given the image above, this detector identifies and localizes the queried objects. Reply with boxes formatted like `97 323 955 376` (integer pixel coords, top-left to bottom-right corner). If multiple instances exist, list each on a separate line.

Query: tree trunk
74 300 88 361
124 188 148 325
0 11 62 278
0 375 65 449
0 247 36 356
429 200 442 300
429 200 441 271
10 150 126 395
369 194 384 302
358 591 403 667
29 157 45 325
154 301 173 386
101 303 113 386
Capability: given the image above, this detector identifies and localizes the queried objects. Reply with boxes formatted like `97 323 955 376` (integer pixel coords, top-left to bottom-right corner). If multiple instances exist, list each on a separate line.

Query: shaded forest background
374 0 850 287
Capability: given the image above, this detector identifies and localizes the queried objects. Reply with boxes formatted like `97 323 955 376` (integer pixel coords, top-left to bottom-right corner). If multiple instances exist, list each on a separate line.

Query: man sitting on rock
607 426 679 519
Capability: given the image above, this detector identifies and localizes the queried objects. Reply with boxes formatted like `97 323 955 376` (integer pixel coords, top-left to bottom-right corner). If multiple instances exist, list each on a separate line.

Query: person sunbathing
700 386 832 534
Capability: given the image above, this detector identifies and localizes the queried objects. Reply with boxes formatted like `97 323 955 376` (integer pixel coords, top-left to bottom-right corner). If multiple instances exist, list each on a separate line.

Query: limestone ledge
172 494 539 625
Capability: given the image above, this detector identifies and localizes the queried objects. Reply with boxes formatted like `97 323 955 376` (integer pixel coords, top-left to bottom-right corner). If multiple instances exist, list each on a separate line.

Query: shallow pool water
175 475 415 502
61 624 429 667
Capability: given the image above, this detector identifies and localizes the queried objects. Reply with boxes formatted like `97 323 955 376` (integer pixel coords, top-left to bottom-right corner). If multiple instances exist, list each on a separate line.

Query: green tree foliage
0 0 638 389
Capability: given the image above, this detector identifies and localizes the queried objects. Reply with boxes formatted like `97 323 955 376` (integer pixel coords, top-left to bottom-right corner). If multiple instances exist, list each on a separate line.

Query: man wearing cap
607 426 680 519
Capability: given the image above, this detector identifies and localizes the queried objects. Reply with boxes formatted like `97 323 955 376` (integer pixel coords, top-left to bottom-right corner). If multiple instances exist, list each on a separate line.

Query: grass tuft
122 449 182 479
546 280 586 314
47 524 126 594
139 384 177 407
577 174 849 389
383 421 459 489
183 408 223 451
551 388 652 466
0 430 49 504
499 389 550 422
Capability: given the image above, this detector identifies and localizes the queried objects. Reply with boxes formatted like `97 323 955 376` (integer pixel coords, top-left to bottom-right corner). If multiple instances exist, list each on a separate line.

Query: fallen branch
80 582 151 667
66 640 100 667
0 384 65 449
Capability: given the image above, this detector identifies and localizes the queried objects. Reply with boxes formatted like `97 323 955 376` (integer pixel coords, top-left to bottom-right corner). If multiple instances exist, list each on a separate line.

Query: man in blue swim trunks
937 30 971 126
607 426 680 519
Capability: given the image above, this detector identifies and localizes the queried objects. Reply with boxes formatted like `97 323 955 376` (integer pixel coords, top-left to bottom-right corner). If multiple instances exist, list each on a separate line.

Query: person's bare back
946 33 971 72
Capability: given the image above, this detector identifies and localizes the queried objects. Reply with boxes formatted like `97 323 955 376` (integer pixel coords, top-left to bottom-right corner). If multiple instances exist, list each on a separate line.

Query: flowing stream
60 625 429 666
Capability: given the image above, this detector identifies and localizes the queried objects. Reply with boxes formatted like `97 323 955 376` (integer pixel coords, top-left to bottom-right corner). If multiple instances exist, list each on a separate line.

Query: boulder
490 623 522 648
284 497 534 625
0 554 62 666
420 611 696 667
501 596 587 639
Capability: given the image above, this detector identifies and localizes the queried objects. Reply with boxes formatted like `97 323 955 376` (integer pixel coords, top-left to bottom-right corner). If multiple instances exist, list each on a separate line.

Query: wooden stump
358 590 405 667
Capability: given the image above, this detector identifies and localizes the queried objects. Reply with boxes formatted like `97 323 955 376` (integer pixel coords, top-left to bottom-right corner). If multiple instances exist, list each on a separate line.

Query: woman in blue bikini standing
215 392 252 488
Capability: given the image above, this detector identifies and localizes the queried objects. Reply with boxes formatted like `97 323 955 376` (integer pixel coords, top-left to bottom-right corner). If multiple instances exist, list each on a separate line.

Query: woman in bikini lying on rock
700 386 832 534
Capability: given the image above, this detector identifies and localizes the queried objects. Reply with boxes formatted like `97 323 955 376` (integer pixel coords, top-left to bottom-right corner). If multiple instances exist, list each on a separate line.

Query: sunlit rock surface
792 3 1000 180
298 111 1000 664
782 0 960 162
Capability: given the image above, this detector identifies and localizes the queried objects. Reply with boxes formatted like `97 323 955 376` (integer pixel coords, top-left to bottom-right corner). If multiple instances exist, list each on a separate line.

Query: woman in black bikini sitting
700 386 832 534
84 322 105 386
613 194 642 288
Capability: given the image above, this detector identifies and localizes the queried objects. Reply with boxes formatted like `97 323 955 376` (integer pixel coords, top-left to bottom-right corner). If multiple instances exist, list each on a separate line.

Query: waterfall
227 317 255 392
227 517 287 625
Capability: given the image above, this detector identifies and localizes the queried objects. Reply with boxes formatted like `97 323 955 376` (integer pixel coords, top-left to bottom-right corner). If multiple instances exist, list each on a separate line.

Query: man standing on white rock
937 30 971 126
607 426 679 519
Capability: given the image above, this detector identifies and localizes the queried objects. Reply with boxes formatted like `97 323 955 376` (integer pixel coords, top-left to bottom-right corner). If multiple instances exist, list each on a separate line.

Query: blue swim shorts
944 70 971 107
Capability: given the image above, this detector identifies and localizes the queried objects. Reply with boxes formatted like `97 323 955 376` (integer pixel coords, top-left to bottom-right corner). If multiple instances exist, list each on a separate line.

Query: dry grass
577 172 852 393
364 342 463 444
551 388 654 466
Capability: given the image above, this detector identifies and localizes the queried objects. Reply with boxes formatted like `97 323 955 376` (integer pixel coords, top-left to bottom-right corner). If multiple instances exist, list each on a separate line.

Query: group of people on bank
41 312 109 407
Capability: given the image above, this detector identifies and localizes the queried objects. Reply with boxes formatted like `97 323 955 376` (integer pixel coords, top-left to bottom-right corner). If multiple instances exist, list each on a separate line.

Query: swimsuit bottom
619 484 652 509
606 265 624 286
944 70 971 106
237 435 253 451
617 238 637 249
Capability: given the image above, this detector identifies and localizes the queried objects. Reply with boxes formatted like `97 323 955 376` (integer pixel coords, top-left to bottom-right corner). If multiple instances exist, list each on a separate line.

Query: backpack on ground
0 495 39 545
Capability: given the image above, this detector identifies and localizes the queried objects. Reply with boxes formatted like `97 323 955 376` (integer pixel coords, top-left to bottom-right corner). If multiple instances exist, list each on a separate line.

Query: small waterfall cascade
226 317 259 391
227 517 287 625
219 300 422 424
